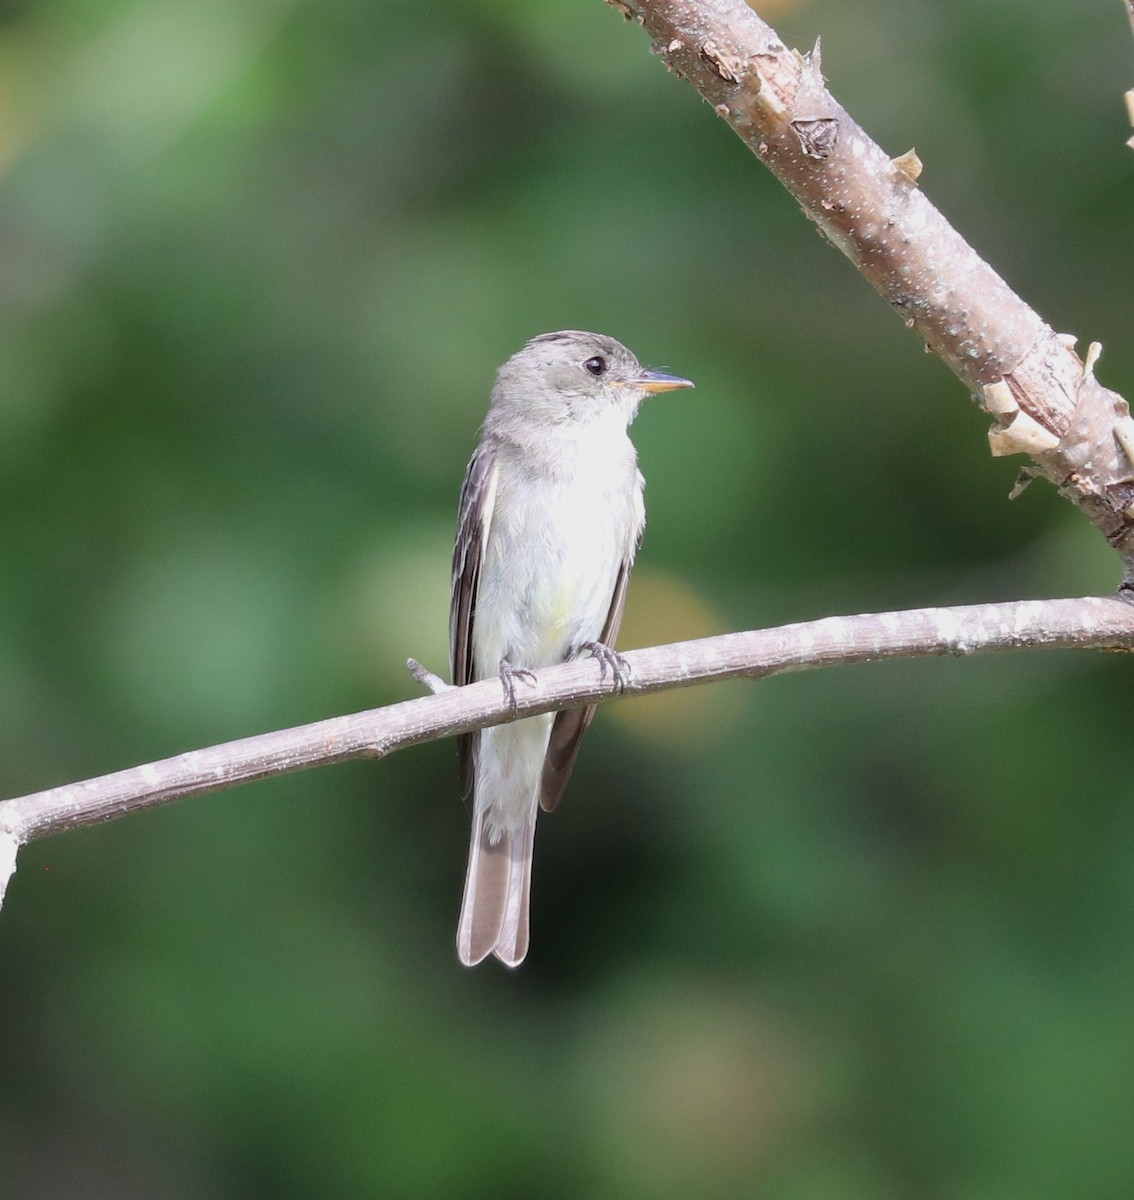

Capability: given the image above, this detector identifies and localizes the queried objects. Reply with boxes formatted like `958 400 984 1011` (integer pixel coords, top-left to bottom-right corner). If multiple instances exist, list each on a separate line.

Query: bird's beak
633 369 695 394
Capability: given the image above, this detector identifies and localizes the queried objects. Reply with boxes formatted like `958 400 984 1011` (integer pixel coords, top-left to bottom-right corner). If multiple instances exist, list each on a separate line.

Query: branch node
891 148 923 184
699 40 742 84
791 117 839 159
1008 467 1039 501
1114 421 1134 473
1082 341 1102 379
406 658 451 694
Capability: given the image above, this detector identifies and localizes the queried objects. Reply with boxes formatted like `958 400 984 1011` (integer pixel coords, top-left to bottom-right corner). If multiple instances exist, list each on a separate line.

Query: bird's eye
584 356 607 377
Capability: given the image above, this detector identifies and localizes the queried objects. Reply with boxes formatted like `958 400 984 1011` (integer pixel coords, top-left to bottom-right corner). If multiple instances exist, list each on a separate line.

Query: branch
2 596 1132 907
613 0 1134 571
1126 1 1134 149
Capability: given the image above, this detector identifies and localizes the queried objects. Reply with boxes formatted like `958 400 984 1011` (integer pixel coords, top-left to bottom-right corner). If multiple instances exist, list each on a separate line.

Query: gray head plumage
488 330 692 428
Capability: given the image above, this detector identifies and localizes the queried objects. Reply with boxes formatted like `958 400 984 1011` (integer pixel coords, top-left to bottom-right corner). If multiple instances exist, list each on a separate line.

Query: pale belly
472 455 642 677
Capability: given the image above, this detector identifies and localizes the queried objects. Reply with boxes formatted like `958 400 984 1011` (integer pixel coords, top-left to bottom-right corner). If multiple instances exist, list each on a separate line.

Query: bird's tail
456 808 535 967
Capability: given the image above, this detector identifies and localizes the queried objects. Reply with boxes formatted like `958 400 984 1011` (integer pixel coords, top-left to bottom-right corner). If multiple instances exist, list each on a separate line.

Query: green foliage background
1 0 1132 1195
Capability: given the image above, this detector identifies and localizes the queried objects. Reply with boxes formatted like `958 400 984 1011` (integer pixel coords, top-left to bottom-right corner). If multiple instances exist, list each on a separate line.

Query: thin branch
406 657 451 694
612 0 1134 571
0 834 17 906
1 596 1131 906
1126 1 1134 149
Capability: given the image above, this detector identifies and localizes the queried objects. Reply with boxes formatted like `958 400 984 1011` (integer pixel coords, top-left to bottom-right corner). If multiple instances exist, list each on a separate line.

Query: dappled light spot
612 565 740 746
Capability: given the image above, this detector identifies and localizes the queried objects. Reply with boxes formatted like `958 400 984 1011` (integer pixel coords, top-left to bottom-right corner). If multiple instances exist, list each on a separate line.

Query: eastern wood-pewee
450 330 693 967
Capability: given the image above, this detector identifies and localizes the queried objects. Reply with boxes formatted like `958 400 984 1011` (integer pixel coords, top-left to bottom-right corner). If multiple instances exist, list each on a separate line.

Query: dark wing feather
450 441 498 799
539 555 633 813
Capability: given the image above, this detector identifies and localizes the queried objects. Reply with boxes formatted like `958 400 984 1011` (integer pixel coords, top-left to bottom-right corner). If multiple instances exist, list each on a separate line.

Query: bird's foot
499 658 537 716
581 641 631 694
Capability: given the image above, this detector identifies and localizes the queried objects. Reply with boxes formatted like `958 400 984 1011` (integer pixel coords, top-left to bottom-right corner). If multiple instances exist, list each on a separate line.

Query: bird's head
489 330 693 428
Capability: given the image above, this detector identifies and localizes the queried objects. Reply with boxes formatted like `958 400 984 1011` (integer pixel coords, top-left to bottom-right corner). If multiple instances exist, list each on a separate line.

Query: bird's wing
450 440 499 799
539 552 634 814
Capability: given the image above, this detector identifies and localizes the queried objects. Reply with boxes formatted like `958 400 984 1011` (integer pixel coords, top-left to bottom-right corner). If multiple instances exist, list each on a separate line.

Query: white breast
473 419 644 676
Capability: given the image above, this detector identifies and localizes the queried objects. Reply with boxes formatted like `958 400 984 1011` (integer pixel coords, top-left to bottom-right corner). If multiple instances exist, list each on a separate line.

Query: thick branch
1 596 1131 906
613 0 1134 571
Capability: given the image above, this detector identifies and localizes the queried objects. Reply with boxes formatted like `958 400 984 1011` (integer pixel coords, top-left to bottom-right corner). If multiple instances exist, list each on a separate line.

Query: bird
450 330 694 966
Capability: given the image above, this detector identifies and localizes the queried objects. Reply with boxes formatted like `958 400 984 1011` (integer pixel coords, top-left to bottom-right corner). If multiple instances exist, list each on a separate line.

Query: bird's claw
499 658 537 715
581 641 631 694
